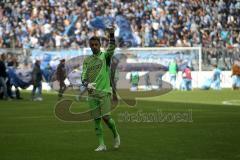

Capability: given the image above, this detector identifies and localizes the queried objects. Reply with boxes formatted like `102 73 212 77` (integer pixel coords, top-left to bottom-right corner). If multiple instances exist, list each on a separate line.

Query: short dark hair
89 36 100 44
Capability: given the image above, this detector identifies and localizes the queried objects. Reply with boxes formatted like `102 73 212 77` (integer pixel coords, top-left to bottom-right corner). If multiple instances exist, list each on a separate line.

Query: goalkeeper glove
82 81 96 90
87 83 96 90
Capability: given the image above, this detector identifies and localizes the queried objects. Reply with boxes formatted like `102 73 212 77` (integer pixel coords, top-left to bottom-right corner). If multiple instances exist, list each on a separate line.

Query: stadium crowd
1 0 240 100
0 0 240 49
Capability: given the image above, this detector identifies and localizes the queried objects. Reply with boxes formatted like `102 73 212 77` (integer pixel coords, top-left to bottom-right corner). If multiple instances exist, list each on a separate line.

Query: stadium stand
0 0 239 69
0 0 239 48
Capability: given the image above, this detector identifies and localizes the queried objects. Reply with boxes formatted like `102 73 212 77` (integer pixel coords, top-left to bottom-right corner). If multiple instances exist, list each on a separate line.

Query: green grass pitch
0 90 240 160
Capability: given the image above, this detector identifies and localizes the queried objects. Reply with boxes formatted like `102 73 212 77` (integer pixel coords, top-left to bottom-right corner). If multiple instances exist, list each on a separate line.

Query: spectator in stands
31 60 43 101
0 0 239 73
0 0 239 50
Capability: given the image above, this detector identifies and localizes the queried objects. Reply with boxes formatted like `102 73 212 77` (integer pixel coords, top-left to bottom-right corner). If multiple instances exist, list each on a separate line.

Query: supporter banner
90 15 138 46
31 49 85 70
7 67 32 89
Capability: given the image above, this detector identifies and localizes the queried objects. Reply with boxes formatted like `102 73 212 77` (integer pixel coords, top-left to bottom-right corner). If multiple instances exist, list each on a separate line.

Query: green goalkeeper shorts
88 92 111 119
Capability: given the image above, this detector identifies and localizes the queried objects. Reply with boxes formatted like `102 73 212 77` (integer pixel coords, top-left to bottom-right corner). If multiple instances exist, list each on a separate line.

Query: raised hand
107 27 114 34
106 27 115 38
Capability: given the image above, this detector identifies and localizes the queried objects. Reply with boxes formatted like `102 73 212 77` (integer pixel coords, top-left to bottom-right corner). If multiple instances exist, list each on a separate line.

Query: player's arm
105 28 116 59
81 59 88 87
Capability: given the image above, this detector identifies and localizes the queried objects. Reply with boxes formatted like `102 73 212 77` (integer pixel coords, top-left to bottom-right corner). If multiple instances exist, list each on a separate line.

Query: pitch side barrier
0 47 234 89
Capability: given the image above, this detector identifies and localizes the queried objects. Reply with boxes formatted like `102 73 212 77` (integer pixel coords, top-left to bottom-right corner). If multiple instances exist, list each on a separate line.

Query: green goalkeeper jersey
81 44 116 95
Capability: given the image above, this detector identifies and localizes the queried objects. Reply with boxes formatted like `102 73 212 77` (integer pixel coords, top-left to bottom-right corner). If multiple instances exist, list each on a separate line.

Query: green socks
94 117 119 146
94 118 104 145
105 118 118 138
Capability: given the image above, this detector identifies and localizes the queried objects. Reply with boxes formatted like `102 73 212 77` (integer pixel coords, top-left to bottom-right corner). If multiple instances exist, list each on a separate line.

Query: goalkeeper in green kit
81 27 120 151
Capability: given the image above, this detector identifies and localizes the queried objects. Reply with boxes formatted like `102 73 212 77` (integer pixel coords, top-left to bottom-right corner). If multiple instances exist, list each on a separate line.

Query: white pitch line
222 100 240 106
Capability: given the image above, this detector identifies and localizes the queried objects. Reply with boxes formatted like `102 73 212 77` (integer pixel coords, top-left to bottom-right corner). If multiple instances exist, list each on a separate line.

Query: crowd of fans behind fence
0 0 240 50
